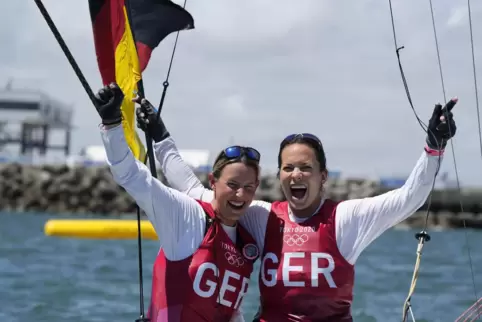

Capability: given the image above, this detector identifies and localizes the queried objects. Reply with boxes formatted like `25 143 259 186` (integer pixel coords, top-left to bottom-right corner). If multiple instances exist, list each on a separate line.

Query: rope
456 298 482 322
401 232 431 321
457 0 482 317
387 0 479 320
426 0 478 313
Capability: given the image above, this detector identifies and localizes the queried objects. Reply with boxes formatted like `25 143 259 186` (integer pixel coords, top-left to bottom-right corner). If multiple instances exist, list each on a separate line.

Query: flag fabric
88 0 194 161
128 0 194 71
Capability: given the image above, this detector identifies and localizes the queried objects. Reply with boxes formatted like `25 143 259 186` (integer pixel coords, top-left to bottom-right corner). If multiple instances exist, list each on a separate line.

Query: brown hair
212 155 260 179
277 135 327 172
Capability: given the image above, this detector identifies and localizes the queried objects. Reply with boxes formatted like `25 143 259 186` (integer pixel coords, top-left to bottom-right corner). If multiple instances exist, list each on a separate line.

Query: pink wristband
424 145 444 156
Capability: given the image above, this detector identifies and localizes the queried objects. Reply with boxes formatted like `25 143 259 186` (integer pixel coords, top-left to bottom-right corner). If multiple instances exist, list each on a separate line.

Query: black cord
155 0 188 119
124 0 189 320
387 0 479 320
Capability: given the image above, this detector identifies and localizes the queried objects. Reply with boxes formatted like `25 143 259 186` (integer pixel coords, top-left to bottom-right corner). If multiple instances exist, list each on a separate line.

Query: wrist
424 144 444 156
150 119 170 142
425 136 446 151
103 121 122 130
152 130 170 143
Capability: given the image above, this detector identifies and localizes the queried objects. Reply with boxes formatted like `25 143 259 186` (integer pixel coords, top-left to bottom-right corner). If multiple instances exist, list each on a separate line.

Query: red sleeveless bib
148 200 259 322
256 199 354 321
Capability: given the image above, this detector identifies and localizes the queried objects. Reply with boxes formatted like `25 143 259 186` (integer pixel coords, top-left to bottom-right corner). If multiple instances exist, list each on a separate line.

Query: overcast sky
2 0 482 186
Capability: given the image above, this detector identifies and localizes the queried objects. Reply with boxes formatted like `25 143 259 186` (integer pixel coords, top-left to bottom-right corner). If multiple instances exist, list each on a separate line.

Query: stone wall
1 163 482 229
0 163 132 214
0 163 379 214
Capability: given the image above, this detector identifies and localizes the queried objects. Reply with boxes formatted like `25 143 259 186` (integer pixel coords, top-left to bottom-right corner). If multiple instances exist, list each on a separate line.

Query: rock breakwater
2 163 482 229
0 163 381 215
0 163 132 214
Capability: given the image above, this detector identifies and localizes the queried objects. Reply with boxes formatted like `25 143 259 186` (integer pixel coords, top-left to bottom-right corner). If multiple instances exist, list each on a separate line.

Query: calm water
1 212 482 322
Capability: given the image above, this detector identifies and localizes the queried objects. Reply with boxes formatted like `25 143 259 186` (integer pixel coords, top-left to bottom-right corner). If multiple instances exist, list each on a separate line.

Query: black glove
426 97 457 150
94 83 124 125
134 97 170 142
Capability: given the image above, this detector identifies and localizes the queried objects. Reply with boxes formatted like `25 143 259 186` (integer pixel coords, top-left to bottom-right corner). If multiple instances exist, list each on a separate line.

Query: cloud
218 94 247 118
447 6 467 28
2 0 482 185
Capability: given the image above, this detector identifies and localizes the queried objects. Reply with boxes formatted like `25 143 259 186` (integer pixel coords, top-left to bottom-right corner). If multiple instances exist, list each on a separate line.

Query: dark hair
212 154 260 180
277 134 327 171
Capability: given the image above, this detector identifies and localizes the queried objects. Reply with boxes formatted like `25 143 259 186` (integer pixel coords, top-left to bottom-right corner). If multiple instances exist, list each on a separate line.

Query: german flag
88 0 194 161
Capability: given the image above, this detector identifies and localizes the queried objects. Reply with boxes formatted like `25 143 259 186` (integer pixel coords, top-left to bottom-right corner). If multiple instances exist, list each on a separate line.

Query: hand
133 96 170 142
426 97 457 150
94 83 124 126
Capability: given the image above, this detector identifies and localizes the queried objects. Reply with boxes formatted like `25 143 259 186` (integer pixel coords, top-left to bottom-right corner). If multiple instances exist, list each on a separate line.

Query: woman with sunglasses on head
94 83 263 322
138 95 458 321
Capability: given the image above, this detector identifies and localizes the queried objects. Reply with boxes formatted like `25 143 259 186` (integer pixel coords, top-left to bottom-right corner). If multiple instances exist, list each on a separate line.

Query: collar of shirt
288 197 325 223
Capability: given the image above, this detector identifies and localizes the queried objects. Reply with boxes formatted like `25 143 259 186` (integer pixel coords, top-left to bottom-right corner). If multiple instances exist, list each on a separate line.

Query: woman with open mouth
140 94 458 321
94 83 263 322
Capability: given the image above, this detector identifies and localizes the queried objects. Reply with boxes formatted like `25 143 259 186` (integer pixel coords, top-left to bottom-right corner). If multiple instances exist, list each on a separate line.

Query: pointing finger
442 97 458 113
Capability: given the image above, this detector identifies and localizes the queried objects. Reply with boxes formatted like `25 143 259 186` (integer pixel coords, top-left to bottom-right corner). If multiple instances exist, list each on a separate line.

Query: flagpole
34 1 151 321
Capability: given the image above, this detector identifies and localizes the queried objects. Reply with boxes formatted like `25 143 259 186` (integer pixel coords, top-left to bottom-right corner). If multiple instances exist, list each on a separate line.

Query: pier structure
0 86 73 158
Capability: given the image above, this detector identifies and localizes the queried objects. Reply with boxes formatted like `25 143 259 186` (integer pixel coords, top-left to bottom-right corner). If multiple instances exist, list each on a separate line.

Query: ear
321 170 328 184
208 173 216 190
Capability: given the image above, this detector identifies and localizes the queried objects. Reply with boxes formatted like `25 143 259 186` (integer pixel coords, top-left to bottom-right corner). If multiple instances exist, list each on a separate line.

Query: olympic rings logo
283 234 309 246
225 252 245 267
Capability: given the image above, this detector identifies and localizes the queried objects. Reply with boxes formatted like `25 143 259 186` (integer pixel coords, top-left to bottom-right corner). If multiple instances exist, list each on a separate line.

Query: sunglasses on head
280 133 323 148
215 145 261 164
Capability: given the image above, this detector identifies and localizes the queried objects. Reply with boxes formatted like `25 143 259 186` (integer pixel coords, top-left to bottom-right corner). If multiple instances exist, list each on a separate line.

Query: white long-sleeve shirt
100 124 246 322
154 136 443 265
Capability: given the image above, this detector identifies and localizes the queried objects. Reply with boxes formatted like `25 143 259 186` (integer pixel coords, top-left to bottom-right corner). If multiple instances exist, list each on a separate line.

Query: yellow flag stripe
114 6 146 162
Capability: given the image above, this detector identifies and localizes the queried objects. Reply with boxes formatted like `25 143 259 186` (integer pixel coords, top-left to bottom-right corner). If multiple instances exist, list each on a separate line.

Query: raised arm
135 98 272 248
134 98 214 202
335 98 458 265
96 84 206 260
154 137 214 202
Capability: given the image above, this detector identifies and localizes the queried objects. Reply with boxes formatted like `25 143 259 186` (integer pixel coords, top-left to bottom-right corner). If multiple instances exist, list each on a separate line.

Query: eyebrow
283 162 312 166
228 180 256 185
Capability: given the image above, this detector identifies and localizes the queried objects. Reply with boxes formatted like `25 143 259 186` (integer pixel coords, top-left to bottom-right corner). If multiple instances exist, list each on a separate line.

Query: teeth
228 201 244 207
290 184 307 189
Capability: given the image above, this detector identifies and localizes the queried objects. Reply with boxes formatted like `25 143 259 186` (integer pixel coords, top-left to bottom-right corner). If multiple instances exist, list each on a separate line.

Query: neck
211 201 237 227
217 215 237 227
290 194 323 219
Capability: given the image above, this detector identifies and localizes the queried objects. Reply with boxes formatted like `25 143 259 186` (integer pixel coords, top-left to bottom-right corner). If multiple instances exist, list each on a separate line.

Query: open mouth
228 201 245 210
290 184 307 201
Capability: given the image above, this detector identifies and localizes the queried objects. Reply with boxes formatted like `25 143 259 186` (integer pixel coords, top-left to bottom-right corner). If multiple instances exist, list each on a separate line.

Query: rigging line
428 0 447 103
456 297 482 322
464 0 482 314
428 0 479 308
129 0 189 320
125 0 188 319
156 0 188 120
388 0 430 134
386 1 455 321
467 0 482 161
124 1 156 321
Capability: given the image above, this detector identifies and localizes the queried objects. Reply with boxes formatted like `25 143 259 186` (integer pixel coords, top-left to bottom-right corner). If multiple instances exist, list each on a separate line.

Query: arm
335 150 442 265
101 124 206 260
154 137 214 202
